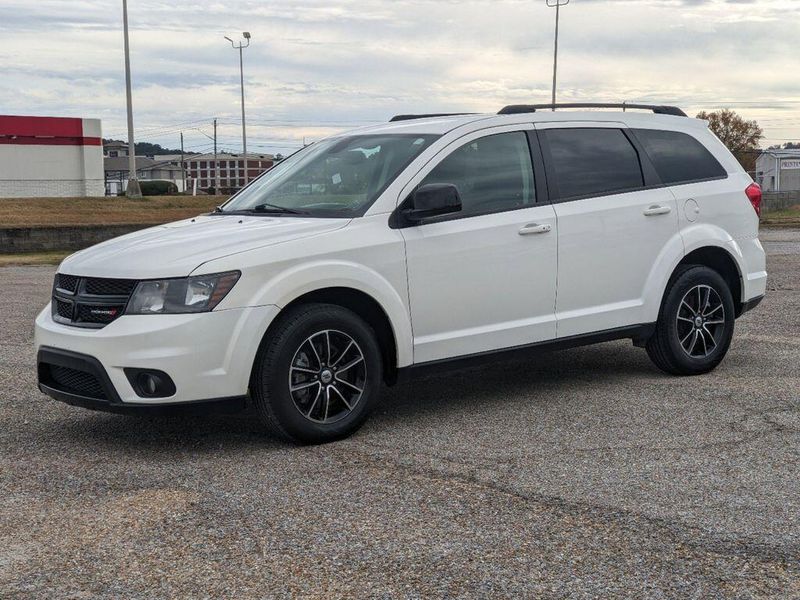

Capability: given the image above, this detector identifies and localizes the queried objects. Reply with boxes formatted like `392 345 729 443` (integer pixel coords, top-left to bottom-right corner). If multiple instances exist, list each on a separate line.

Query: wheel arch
676 246 744 316
246 259 414 387
276 287 401 385
644 226 749 325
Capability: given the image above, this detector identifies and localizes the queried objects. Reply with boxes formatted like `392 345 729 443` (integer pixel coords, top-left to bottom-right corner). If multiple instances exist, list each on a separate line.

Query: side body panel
535 121 680 337
394 124 559 363
551 187 679 336
401 205 558 362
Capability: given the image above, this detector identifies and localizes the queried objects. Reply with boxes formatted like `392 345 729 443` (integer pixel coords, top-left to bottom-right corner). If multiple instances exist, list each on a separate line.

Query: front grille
48 365 107 400
55 274 79 294
54 298 74 320
84 278 137 296
52 274 138 329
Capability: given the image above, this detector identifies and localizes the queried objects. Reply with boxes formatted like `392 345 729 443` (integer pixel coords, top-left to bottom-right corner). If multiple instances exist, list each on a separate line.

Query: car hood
59 214 350 279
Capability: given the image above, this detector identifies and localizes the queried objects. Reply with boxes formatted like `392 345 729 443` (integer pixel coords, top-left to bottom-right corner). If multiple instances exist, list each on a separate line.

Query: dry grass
0 196 227 229
2 195 796 231
761 205 800 228
0 251 71 266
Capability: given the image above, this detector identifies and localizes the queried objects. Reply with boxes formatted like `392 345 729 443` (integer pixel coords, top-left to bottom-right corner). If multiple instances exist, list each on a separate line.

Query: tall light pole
225 32 251 186
122 0 141 197
547 0 569 109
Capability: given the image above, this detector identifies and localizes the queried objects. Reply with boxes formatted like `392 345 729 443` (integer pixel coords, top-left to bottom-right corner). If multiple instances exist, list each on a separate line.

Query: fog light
124 368 176 398
138 373 159 395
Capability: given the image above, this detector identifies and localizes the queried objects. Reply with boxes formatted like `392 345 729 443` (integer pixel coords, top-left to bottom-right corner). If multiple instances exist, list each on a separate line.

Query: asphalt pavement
1 229 798 598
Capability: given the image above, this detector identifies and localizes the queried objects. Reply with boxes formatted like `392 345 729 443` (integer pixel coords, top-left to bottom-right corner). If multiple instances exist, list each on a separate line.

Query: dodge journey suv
36 103 767 443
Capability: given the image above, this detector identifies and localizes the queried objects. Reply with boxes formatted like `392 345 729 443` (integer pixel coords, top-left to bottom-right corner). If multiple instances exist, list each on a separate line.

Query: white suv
35 103 767 443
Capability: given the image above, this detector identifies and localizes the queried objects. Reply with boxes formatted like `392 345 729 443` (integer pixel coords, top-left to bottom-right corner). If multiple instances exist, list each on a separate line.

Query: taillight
745 183 762 218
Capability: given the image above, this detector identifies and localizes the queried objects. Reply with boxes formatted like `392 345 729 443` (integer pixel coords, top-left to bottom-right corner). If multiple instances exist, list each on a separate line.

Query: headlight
126 271 240 315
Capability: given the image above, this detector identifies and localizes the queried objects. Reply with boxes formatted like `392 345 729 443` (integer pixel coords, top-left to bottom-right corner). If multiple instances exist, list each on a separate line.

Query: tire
646 265 736 376
250 303 383 444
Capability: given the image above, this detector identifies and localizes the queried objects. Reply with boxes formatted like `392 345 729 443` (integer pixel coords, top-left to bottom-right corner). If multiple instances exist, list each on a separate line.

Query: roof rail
389 113 476 122
498 103 688 117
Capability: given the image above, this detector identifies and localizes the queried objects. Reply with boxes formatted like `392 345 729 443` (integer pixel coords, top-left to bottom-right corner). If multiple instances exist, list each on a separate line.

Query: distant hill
102 139 198 156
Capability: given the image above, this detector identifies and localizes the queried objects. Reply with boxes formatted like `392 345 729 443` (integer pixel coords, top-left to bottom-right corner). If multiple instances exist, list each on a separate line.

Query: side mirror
402 183 462 223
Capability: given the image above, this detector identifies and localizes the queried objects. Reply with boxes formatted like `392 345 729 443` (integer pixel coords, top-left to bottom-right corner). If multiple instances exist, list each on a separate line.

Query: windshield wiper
247 203 309 215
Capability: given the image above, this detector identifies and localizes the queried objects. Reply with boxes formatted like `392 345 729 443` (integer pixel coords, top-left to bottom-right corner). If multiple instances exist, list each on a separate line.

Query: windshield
220 134 439 217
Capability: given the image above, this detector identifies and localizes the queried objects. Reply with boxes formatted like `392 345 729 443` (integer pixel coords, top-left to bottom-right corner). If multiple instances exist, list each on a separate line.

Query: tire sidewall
257 305 383 443
660 266 735 374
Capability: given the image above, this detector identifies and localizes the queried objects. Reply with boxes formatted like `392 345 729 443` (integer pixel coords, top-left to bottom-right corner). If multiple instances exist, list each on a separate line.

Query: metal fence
762 191 800 213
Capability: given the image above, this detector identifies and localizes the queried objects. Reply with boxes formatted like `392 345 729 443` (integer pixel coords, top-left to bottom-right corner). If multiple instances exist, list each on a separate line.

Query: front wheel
250 303 383 444
646 265 736 376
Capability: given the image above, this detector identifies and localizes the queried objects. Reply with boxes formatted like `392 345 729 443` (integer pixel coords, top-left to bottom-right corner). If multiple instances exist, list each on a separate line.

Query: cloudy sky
1 0 799 154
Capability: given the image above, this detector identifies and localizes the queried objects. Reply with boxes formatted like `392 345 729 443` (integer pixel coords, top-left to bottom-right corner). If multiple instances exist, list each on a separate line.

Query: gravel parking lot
1 229 798 599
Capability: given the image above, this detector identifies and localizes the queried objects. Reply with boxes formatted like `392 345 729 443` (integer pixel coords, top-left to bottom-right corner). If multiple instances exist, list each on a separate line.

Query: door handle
518 223 552 235
643 205 672 217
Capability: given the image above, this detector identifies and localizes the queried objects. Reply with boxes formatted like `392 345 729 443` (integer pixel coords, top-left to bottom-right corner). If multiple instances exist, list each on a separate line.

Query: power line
106 118 218 139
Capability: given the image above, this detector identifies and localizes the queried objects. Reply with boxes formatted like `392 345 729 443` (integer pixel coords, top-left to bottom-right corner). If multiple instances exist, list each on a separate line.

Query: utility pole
122 0 141 197
213 118 220 194
180 132 186 193
547 0 569 109
225 32 251 185
190 125 218 192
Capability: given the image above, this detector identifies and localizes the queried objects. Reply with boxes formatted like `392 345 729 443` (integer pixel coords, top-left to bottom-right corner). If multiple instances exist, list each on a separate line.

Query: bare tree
696 109 763 174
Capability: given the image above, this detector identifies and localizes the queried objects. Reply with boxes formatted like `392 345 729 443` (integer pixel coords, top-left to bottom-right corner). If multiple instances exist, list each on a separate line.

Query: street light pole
547 0 569 109
122 0 141 197
225 32 251 186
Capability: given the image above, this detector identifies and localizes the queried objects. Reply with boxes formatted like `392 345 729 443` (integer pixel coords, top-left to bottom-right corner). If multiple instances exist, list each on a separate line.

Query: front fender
247 260 413 368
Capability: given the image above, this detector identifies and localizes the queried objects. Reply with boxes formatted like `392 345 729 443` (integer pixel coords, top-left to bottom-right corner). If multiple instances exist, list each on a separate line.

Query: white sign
782 159 800 170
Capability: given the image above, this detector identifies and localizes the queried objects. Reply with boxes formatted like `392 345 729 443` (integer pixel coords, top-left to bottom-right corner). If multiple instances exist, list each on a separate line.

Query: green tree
695 109 763 174
102 138 197 156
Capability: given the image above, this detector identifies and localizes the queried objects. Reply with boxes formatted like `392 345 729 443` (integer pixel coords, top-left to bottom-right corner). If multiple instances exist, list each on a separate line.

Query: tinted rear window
634 129 727 185
543 128 644 200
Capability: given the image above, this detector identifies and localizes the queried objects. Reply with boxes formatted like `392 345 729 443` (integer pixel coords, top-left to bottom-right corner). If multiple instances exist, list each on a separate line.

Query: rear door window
542 128 644 200
633 129 727 184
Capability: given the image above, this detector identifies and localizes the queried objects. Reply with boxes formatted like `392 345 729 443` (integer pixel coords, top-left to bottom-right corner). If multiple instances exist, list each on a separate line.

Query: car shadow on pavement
379 342 658 416
39 342 658 450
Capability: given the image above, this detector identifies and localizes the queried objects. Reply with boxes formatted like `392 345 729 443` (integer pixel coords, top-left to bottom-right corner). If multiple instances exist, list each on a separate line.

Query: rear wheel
250 303 383 444
646 265 735 375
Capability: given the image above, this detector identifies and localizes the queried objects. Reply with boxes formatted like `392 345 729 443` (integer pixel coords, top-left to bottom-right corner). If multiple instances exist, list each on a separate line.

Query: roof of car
345 109 707 137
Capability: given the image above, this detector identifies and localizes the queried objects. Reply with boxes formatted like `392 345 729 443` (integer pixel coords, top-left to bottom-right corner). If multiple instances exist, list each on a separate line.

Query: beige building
184 152 275 193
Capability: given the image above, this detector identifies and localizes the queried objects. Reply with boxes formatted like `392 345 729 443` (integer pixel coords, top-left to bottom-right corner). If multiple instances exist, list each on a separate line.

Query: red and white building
0 115 104 198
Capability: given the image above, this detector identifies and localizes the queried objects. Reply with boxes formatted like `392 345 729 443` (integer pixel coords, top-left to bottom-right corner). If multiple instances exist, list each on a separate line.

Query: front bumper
38 347 247 415
35 303 280 406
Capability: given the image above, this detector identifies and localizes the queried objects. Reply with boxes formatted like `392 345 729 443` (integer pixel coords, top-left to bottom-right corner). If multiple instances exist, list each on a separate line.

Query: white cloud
0 0 798 150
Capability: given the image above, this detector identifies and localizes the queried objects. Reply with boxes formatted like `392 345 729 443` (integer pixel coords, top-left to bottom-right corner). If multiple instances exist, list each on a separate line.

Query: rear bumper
37 346 247 415
739 294 765 316
734 236 767 302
